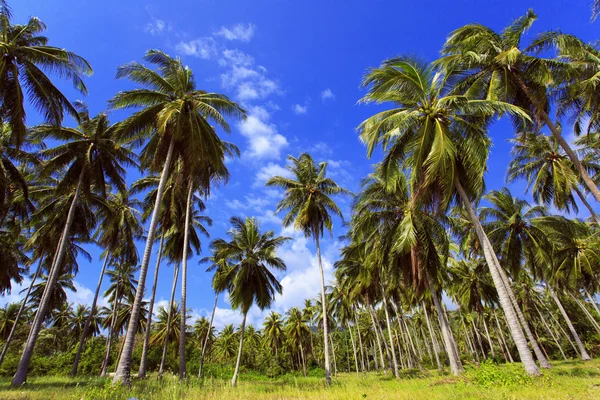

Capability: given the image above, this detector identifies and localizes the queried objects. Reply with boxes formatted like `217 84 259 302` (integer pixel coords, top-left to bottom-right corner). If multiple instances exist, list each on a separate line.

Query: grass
0 359 599 399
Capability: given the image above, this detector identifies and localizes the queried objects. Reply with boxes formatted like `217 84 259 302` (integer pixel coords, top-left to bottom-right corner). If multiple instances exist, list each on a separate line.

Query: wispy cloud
175 37 217 59
321 88 335 102
292 104 308 114
215 23 256 42
238 107 288 159
145 19 171 36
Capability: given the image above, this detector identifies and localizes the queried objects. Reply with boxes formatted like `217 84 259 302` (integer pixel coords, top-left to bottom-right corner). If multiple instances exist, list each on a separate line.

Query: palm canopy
358 56 529 210
110 49 245 179
0 1 92 148
448 257 498 314
262 311 284 353
210 217 290 314
266 153 350 238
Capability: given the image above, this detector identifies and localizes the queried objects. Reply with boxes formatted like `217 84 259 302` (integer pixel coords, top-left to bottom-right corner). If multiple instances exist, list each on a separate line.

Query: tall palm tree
72 191 142 376
210 217 289 387
267 153 349 384
285 307 311 376
358 56 540 375
508 132 600 223
12 103 133 385
0 0 92 148
438 10 600 202
110 50 245 385
263 311 284 358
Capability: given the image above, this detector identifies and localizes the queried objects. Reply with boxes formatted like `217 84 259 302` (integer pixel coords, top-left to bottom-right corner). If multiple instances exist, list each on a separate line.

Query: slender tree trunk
367 303 386 373
481 315 496 359
547 304 579 356
391 301 413 369
459 311 478 363
421 326 433 365
471 319 486 358
454 177 540 376
513 74 600 202
549 286 591 360
534 328 550 361
571 293 600 335
372 340 379 372
354 309 366 374
113 137 176 385
300 342 307 377
330 332 338 376
534 303 567 361
138 231 166 378
574 186 600 224
231 313 247 387
404 318 423 370
72 251 111 376
423 303 442 370
101 282 121 377
380 284 399 378
198 292 218 378
493 309 514 363
179 181 193 380
373 307 394 372
427 276 462 375
12 170 85 386
314 231 331 385
159 262 180 375
585 289 600 318
348 322 359 376
0 257 44 368
394 328 405 369
443 296 462 366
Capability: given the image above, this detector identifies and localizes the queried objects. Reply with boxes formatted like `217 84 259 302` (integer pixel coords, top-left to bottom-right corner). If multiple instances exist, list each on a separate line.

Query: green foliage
466 359 533 387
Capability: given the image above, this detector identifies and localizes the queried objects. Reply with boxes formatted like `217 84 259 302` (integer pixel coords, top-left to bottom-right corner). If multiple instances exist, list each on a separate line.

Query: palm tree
267 153 349 384
508 132 600 224
285 307 311 376
110 50 245 385
438 10 600 202
210 217 289 387
0 1 92 148
72 191 142 376
358 56 540 375
12 103 133 385
263 311 284 358
214 324 237 362
0 302 20 340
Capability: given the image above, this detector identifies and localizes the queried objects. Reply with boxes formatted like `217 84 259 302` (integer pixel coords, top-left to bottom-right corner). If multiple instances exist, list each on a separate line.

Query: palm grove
1 0 600 389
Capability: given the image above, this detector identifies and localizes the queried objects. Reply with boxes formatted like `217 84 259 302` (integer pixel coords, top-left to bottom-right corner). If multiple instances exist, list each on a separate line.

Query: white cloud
215 23 256 42
292 104 308 114
175 37 217 59
321 88 335 102
238 108 288 159
254 162 292 187
308 142 333 157
219 49 254 67
145 19 170 36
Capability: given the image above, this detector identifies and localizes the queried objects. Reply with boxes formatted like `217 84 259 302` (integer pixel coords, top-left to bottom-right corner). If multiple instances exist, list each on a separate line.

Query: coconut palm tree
0 0 92 148
285 307 311 376
0 302 20 340
438 10 600 202
263 311 284 359
267 153 349 384
12 103 134 385
508 132 600 224
110 50 245 384
72 191 142 376
210 216 289 387
358 56 540 375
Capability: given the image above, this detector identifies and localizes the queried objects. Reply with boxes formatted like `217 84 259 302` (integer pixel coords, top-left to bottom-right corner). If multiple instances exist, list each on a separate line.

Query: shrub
466 359 532 387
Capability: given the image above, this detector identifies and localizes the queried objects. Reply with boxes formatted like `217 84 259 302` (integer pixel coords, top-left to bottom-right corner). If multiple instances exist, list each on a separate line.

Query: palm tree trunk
372 340 379 372
584 289 600 318
471 319 486 358
443 296 462 366
354 308 366 374
394 328 405 369
314 230 331 385
391 301 413 369
329 332 338 375
534 303 567 361
380 283 399 378
404 318 423 370
300 341 307 377
374 308 394 372
547 304 579 356
367 303 386 373
231 312 247 387
179 181 193 380
481 315 495 359
138 230 166 378
159 262 180 375
571 292 600 334
493 309 514 363
427 275 462 375
460 313 478 363
113 137 176 385
101 282 121 377
347 322 359 376
454 177 540 376
72 250 111 376
12 169 85 387
0 257 44 368
549 286 591 360
574 186 600 224
423 303 442 370
199 292 218 378
513 74 600 202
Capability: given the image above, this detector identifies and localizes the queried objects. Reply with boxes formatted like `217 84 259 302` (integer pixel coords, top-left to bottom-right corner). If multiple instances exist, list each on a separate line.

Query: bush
466 359 532 387
308 367 325 378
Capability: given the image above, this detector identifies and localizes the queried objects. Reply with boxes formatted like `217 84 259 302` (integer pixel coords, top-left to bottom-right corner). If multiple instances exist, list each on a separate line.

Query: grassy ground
0 359 599 399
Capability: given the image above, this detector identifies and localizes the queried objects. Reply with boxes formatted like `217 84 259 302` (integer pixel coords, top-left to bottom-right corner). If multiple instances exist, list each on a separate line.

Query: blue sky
4 0 599 328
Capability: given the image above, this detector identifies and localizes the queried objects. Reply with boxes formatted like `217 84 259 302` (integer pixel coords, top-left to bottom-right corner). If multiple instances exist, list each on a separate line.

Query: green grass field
1 360 599 399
